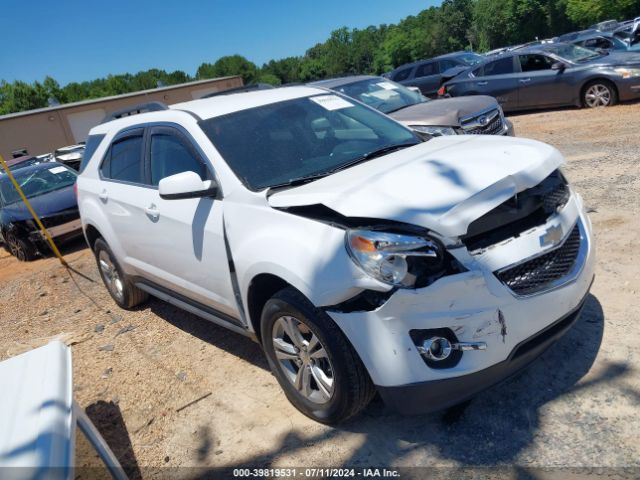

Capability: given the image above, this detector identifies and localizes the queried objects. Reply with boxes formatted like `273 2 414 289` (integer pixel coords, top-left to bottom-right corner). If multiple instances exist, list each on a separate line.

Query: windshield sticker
49 166 67 174
376 81 398 90
310 95 354 111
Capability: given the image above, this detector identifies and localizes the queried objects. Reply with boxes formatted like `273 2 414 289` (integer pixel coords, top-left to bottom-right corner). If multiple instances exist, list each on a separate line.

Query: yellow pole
0 154 68 267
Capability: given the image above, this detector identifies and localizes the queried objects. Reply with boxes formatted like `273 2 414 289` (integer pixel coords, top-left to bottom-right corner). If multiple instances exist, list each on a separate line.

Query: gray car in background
387 52 484 97
310 75 514 137
442 43 640 111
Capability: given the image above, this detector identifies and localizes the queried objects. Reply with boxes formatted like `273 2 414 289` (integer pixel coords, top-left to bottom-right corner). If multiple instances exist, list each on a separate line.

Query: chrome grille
460 108 505 135
495 223 582 296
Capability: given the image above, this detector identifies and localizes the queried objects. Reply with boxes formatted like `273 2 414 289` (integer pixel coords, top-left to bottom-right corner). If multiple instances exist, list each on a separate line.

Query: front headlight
410 125 457 136
345 229 445 288
615 67 640 78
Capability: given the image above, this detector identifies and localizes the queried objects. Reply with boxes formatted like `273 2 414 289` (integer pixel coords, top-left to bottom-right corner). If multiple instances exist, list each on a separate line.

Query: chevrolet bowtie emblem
540 224 563 248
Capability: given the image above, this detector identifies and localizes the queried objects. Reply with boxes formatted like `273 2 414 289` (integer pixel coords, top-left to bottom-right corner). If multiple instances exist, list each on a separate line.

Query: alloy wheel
585 84 612 107
98 250 124 302
272 315 335 404
7 235 26 261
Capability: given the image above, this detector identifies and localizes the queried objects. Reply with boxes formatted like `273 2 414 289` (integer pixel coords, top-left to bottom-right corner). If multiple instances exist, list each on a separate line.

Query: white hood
268 136 564 238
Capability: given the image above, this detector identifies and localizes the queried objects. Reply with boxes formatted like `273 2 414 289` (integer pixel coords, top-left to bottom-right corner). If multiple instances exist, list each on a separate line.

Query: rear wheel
261 287 375 424
583 80 617 108
5 233 37 261
93 238 148 309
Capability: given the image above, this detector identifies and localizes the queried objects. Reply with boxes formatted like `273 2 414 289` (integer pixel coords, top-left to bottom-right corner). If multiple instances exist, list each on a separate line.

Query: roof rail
100 101 168 124
201 83 275 99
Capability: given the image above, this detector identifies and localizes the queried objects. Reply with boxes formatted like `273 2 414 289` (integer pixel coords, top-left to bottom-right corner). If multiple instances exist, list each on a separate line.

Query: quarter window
392 67 413 82
150 133 206 186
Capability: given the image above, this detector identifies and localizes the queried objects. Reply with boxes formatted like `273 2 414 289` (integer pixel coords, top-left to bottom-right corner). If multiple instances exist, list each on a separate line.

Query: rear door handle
145 204 159 219
476 81 488 86
98 190 108 201
519 78 532 83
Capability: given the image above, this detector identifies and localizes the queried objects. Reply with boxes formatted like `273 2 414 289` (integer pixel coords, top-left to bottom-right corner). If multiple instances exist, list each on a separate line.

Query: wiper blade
350 142 420 163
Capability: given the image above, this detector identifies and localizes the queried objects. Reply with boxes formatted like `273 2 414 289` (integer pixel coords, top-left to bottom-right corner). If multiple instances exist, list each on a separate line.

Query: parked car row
440 44 640 111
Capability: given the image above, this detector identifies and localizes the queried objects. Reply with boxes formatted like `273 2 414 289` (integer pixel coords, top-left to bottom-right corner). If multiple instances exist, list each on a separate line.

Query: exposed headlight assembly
410 125 457 136
615 67 640 78
345 229 450 288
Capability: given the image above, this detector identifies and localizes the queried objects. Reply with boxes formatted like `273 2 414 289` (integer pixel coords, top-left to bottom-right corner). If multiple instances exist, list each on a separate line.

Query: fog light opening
419 337 453 361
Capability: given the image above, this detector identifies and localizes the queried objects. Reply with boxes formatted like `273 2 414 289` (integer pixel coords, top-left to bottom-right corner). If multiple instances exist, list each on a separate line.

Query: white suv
77 86 595 423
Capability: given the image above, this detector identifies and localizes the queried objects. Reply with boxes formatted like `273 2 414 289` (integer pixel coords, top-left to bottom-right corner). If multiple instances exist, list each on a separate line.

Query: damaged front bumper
326 194 595 414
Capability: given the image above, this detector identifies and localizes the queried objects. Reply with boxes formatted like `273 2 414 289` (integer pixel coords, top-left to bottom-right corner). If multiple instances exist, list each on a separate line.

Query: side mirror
551 62 566 72
158 171 218 200
406 86 421 94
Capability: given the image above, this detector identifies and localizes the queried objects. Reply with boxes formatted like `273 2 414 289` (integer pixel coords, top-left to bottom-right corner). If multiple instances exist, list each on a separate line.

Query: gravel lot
1 103 639 478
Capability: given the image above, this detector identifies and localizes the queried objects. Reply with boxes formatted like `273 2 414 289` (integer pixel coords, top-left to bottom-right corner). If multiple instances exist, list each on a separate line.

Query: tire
5 233 37 261
582 80 617 108
93 238 148 309
260 287 375 424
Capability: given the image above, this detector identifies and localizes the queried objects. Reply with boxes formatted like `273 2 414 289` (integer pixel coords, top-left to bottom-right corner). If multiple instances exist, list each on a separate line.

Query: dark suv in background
388 52 484 97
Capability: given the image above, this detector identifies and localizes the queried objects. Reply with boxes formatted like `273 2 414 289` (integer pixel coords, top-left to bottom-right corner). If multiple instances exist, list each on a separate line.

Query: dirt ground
1 102 639 478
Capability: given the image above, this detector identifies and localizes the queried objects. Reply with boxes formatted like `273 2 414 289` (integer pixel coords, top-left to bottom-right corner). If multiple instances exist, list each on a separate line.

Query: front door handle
519 78 532 83
98 190 108 201
476 81 488 86
145 204 159 219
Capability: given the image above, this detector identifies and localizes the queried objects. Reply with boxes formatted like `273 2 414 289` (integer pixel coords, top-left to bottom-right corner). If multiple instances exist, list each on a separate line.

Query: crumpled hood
389 96 498 127
268 136 564 238
2 186 77 222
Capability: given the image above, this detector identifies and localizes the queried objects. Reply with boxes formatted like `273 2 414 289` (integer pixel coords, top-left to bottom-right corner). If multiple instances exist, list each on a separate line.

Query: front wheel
583 80 617 108
5 233 37 261
261 287 375 424
93 238 148 309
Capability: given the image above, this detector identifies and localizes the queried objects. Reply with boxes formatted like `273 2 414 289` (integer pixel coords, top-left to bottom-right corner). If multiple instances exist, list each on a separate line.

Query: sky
1 0 438 86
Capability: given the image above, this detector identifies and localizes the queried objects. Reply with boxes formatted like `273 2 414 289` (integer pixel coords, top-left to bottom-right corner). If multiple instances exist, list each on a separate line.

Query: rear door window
414 62 439 78
439 59 458 71
100 130 145 184
481 57 516 76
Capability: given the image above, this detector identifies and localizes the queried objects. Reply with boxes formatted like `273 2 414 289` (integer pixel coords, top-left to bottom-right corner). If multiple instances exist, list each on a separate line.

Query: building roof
0 76 241 121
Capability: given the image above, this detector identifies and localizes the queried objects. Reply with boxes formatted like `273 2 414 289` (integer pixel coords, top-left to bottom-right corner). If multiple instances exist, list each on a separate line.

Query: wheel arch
246 273 292 343
83 223 103 251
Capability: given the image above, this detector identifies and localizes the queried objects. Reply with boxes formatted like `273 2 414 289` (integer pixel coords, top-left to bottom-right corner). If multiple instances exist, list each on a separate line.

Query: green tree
566 0 640 26
196 55 258 84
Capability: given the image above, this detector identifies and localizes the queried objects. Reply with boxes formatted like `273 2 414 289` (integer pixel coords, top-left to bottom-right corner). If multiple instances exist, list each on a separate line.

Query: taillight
74 182 78 200
437 86 446 97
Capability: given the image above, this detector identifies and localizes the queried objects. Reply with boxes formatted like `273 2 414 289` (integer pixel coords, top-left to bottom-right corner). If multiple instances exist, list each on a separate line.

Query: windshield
456 52 484 66
333 78 425 114
200 94 419 191
0 165 77 205
544 44 604 62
